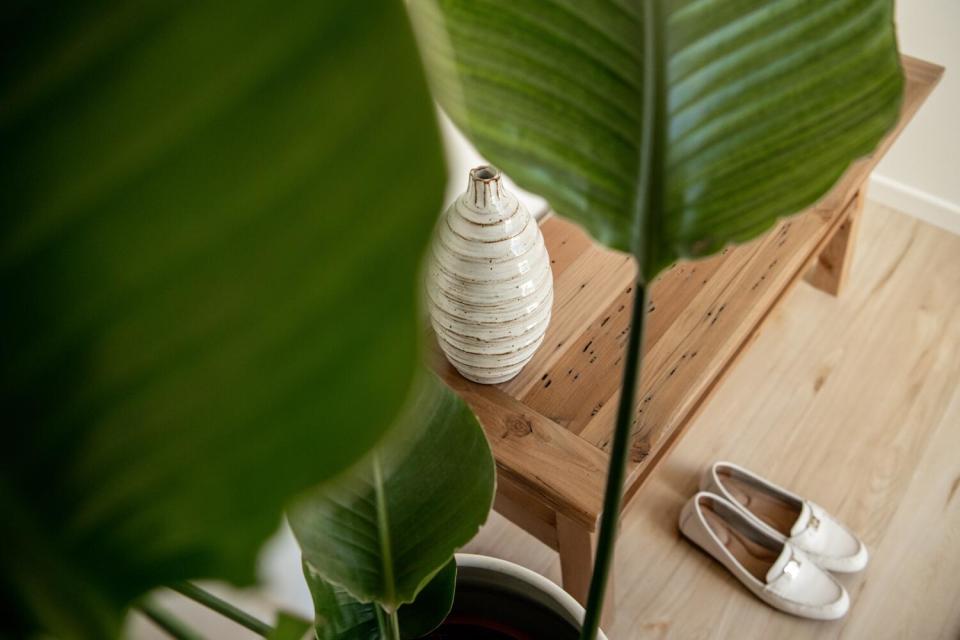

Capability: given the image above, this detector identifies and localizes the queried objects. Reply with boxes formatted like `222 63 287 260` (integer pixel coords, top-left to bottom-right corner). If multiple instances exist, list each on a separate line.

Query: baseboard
868 174 960 236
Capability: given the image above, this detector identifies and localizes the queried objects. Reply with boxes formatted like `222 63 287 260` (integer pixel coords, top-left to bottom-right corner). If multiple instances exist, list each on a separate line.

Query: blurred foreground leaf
0 1 444 636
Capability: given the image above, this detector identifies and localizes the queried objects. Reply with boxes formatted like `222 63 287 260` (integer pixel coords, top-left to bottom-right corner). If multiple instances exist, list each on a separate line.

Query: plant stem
171 581 273 638
581 0 662 633
388 610 401 640
375 605 402 640
579 281 648 639
138 602 203 640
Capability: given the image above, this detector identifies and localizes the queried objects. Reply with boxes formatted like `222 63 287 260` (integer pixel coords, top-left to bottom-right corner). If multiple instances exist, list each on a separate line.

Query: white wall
870 0 960 234
438 111 548 216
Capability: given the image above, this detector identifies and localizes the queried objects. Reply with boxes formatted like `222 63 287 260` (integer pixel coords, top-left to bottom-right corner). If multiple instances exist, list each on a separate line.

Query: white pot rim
454 553 608 640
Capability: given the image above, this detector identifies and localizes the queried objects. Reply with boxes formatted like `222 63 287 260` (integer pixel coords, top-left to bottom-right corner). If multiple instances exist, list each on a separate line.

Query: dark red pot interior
422 584 579 640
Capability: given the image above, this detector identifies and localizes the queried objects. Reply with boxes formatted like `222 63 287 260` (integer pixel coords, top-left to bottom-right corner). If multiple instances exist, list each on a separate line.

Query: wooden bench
434 55 942 619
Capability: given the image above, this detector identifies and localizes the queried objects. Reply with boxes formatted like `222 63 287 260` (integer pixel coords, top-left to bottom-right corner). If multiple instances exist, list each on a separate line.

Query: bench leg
807 189 865 296
557 514 615 629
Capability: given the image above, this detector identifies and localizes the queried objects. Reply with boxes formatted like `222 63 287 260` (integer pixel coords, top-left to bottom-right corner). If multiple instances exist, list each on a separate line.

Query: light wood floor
462 201 960 639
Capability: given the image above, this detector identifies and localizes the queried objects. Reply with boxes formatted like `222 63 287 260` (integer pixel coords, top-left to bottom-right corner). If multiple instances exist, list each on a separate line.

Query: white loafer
700 461 869 573
679 492 850 620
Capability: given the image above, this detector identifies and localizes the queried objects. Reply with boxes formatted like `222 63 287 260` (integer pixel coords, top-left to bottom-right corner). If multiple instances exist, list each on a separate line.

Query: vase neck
465 165 505 210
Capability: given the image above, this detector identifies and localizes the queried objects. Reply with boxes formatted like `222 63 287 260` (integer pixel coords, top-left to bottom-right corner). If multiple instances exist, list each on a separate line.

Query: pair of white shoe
679 462 869 620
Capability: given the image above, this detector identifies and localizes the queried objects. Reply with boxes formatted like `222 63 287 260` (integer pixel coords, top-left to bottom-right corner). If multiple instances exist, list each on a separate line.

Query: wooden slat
520 288 634 432
524 232 761 436
499 242 635 398
538 212 595 281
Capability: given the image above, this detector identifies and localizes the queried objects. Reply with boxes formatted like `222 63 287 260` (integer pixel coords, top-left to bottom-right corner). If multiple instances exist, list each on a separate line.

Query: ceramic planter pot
419 553 606 639
428 166 553 384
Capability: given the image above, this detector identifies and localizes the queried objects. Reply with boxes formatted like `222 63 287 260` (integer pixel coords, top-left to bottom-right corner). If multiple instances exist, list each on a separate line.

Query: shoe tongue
766 543 795 584
790 500 812 537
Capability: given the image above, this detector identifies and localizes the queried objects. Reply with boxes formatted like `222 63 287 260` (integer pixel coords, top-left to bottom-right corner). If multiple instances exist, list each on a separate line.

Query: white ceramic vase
428 166 553 384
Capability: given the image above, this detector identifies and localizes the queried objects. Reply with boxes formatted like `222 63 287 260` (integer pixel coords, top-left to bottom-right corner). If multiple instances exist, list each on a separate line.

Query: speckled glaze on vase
428 166 553 384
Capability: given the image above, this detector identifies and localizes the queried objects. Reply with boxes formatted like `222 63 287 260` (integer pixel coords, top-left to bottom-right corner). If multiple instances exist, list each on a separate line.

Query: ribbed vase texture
428 166 553 384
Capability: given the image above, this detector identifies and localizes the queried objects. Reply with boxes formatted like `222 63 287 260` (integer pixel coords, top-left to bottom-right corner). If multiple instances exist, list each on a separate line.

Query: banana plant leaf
288 373 494 634
0 1 445 637
305 559 456 640
411 0 904 279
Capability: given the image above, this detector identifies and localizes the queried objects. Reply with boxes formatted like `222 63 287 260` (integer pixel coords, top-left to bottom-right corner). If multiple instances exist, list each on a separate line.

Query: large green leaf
288 373 494 622
305 558 456 640
412 0 904 278
0 1 444 637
